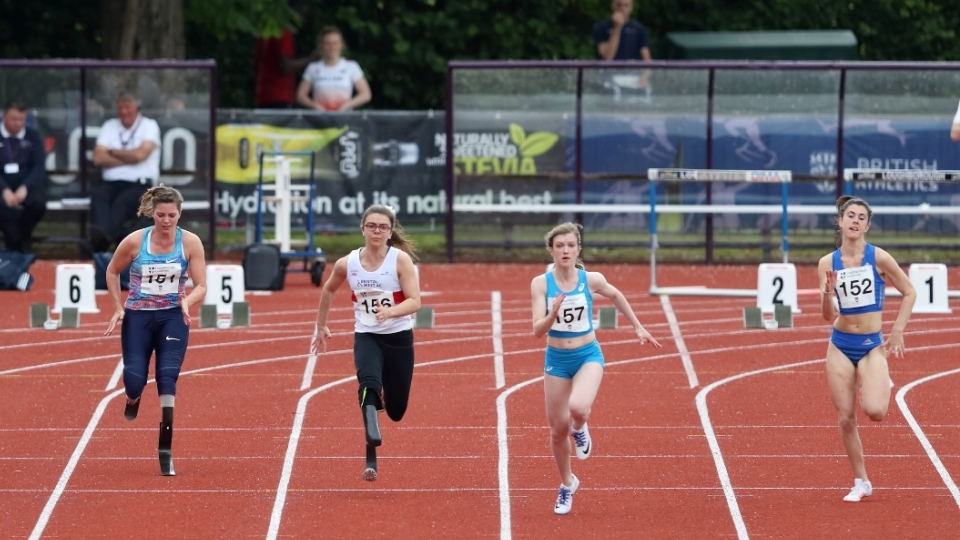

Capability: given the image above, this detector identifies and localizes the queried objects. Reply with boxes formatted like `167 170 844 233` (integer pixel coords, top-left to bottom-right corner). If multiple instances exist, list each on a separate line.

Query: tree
100 0 186 60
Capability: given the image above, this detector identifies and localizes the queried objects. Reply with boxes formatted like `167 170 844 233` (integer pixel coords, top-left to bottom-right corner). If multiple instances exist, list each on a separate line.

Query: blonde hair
361 204 418 261
834 195 872 247
137 184 184 217
544 222 585 270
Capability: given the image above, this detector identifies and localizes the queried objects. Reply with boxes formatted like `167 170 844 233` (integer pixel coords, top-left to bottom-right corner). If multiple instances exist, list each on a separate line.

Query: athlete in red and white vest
311 204 420 482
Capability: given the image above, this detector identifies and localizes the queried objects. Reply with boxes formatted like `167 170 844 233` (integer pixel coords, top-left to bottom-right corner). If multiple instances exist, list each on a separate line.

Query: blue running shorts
830 328 883 364
544 340 605 379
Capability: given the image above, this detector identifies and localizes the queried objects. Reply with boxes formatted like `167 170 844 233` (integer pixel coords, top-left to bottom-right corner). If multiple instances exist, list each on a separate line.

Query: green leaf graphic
519 132 559 157
509 123 526 147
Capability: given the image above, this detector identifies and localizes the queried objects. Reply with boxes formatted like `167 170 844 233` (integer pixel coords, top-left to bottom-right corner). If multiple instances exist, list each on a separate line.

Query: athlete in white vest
311 204 420 481
819 195 916 502
530 222 660 515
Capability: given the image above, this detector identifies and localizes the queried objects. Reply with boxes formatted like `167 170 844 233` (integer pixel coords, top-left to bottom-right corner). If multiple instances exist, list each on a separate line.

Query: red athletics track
2 260 959 539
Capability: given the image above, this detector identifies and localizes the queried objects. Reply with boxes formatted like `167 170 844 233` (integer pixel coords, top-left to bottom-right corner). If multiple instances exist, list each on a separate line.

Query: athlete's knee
385 403 406 422
548 418 571 443
122 368 148 398
836 412 858 433
568 400 592 424
862 402 888 422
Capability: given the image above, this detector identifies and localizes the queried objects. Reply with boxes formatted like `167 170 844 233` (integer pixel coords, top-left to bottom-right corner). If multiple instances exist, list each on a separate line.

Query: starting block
743 307 763 329
744 306 788 330
596 307 617 329
59 307 80 329
30 303 49 328
232 301 250 327
414 307 434 329
200 301 250 329
774 304 793 328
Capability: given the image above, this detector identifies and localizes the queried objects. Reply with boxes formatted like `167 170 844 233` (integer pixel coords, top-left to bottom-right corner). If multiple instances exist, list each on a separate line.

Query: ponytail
137 184 183 217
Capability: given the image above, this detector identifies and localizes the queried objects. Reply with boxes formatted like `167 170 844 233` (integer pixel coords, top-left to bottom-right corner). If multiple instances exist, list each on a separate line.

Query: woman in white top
951 98 960 142
297 26 372 111
311 204 420 481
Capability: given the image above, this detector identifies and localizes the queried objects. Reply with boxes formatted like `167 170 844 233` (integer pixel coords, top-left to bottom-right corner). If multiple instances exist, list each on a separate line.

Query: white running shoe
843 479 872 502
571 424 592 460
554 475 580 515
570 424 593 459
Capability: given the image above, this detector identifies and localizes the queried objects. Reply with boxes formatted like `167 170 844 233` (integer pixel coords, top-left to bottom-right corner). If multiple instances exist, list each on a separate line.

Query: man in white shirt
89 91 161 250
296 26 372 112
951 99 960 142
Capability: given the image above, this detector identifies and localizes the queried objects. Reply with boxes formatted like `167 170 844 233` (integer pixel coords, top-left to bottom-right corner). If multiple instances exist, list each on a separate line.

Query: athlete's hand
180 296 192 327
823 270 838 295
636 327 662 348
549 293 566 320
104 309 124 336
311 325 332 354
884 329 906 359
375 305 396 323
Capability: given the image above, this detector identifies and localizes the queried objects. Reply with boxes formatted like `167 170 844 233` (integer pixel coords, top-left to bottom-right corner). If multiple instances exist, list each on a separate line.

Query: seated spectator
594 0 652 62
297 26 372 112
0 99 47 254
89 91 161 252
951 98 960 142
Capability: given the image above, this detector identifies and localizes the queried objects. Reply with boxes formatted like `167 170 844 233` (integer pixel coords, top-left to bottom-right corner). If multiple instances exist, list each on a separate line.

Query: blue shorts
544 340 605 379
830 328 883 364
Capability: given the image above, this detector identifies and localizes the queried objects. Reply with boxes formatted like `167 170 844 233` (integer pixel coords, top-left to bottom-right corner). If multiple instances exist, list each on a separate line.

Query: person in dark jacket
0 99 47 254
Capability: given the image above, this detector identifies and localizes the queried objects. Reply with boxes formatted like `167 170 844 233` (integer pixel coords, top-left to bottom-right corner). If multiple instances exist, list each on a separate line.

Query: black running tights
353 330 414 422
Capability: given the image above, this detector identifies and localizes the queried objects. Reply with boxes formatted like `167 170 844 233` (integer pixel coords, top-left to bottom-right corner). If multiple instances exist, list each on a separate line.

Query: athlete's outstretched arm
589 272 661 347
312 256 348 353
876 248 916 357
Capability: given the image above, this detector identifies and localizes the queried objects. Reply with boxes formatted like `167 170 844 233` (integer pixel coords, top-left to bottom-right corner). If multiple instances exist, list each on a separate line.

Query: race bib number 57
550 294 590 333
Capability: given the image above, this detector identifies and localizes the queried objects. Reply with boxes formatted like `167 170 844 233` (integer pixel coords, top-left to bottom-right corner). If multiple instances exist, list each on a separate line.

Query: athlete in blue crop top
104 185 207 476
531 222 661 515
818 196 915 503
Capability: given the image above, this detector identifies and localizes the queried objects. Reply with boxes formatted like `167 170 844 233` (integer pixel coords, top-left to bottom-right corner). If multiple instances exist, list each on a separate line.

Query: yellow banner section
216 124 347 183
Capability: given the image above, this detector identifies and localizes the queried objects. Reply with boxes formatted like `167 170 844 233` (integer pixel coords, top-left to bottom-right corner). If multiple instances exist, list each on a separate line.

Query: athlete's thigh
544 374 573 429
121 310 157 369
857 347 890 410
825 342 858 416
154 310 189 370
354 333 385 374
381 333 414 396
569 362 604 410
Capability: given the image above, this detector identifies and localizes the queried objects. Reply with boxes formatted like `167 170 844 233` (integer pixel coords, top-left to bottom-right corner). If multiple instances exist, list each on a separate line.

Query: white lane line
895 365 960 510
492 291 505 389
496 377 542 540
301 325 319 390
105 357 124 391
659 295 698 388
27 353 312 540
266 350 497 540
695 358 823 540
266 375 353 540
28 388 126 540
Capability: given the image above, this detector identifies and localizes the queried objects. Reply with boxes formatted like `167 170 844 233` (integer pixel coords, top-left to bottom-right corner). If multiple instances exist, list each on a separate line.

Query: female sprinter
311 204 420 481
531 222 661 514
819 195 916 502
103 184 207 476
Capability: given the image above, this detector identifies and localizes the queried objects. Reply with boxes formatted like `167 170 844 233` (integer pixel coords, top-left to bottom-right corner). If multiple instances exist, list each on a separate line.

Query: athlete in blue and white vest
818 195 916 503
530 222 661 515
104 184 207 476
311 204 420 482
